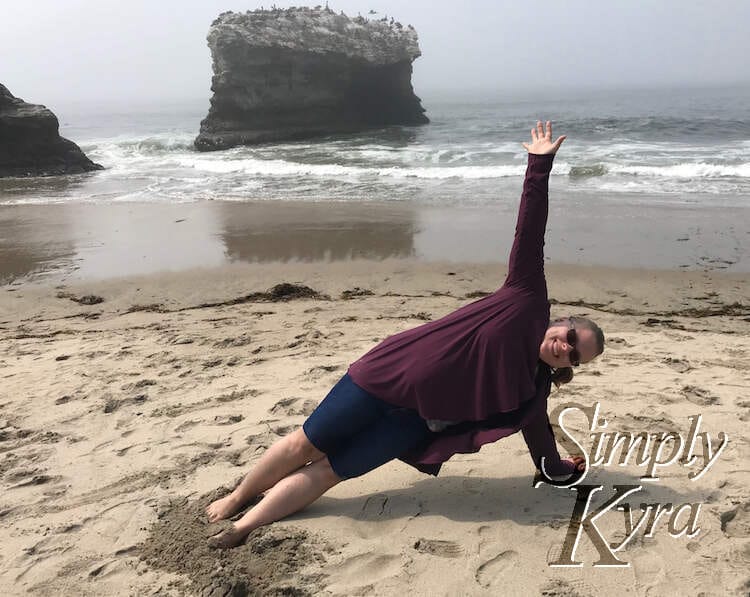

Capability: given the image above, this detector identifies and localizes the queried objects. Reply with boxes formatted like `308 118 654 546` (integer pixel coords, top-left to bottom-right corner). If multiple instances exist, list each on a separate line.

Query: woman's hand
564 455 587 472
522 120 566 155
533 454 586 487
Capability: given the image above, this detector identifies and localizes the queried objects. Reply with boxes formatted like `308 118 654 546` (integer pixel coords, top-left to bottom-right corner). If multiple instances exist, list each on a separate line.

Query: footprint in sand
474 525 526 588
730 542 750 569
631 552 667 595
267 423 296 436
174 419 201 432
461 476 484 494
328 552 404 591
616 412 679 433
477 524 499 548
213 414 244 425
540 579 591 597
303 364 343 381
213 334 253 348
474 549 519 588
8 470 59 489
720 501 750 538
606 337 631 349
681 385 720 406
413 538 463 558
120 378 157 391
245 432 275 450
352 494 423 539
269 397 318 417
662 357 692 373
357 495 385 519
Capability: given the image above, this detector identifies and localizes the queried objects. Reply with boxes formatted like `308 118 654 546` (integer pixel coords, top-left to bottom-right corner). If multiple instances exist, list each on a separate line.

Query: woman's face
539 322 600 368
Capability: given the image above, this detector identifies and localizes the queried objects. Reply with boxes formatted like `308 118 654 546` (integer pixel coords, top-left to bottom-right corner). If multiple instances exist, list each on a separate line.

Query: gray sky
2 0 749 108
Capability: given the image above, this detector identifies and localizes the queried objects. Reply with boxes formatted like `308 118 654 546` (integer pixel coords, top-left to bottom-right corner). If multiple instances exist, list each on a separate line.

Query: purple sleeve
504 153 554 290
521 406 575 476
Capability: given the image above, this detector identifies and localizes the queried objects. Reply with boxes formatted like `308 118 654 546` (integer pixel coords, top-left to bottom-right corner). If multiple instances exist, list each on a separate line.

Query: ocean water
1 85 749 282
1 85 749 208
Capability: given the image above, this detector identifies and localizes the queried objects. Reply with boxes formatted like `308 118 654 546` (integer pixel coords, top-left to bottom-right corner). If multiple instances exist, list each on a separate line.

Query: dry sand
0 259 748 596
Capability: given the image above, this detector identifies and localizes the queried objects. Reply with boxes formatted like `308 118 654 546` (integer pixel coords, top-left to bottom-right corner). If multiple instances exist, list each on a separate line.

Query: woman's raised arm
503 121 565 291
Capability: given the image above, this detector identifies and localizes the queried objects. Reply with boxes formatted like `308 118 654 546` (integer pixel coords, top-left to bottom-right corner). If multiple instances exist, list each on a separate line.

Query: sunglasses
567 318 581 367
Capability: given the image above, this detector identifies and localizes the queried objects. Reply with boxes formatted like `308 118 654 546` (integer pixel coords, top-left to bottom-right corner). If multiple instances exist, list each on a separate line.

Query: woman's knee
312 457 343 486
287 428 325 463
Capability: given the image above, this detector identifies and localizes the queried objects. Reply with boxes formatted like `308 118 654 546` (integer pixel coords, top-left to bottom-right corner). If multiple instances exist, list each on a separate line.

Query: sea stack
195 7 429 151
0 84 103 178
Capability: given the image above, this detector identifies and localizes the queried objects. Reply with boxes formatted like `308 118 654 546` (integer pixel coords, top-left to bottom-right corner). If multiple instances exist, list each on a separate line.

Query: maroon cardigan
348 153 573 476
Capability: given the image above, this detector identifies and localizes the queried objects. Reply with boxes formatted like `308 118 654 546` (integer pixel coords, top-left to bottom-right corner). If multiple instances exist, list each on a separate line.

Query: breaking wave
6 90 750 206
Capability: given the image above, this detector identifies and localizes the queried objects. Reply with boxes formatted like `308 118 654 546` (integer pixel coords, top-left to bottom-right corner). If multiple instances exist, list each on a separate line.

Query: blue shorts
302 374 433 479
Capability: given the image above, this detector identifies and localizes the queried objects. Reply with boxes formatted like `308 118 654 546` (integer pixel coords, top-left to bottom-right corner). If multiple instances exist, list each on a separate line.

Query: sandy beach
0 256 748 596
2 0 749 592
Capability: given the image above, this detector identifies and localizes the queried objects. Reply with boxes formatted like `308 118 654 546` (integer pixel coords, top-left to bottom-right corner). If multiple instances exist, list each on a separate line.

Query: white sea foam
375 164 523 179
6 92 750 208
610 162 750 178
178 157 357 177
172 155 527 180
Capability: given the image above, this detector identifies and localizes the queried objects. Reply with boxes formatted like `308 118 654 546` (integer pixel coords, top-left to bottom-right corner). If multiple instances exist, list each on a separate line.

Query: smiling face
539 322 600 368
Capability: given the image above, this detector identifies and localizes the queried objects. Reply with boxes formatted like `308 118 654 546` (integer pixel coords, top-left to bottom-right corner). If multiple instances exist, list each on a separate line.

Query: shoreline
3 259 748 321
1 198 748 287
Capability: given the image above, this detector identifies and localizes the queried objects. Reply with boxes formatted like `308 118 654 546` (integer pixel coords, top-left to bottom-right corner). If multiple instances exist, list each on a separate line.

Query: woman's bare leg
205 428 325 522
209 457 341 548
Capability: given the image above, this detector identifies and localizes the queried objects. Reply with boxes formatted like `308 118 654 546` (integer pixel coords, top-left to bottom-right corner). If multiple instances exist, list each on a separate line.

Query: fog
1 0 749 108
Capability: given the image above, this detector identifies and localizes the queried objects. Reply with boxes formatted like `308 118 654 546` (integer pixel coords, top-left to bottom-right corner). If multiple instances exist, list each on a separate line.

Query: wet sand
1 198 748 286
0 256 748 595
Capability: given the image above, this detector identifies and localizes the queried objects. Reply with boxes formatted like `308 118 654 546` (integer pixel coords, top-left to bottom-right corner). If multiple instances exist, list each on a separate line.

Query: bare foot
205 493 242 522
207 526 248 550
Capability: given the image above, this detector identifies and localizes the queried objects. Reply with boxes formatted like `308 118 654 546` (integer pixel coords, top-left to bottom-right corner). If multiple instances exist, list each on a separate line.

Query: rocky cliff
195 7 428 151
0 84 102 178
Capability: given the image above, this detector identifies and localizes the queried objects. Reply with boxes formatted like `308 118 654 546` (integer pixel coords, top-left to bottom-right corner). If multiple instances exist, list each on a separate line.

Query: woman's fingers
524 121 565 154
551 135 567 152
571 454 587 471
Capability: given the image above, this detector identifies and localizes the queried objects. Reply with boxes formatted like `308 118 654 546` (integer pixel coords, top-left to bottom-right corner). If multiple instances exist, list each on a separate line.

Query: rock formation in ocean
0 84 103 178
195 7 429 151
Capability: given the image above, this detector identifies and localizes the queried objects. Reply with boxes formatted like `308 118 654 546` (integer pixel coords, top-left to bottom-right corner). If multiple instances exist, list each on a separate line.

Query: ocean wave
178 157 355 176
376 164 522 179
126 137 194 153
177 156 527 180
611 162 750 178
594 179 746 197
81 134 195 156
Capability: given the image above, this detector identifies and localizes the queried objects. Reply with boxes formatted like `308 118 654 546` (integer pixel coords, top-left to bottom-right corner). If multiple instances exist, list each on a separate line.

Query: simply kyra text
535 402 729 567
